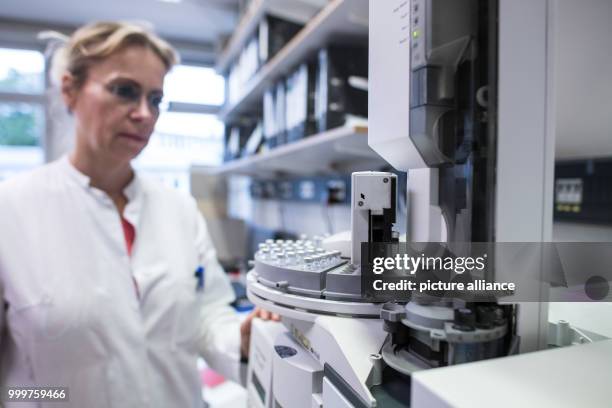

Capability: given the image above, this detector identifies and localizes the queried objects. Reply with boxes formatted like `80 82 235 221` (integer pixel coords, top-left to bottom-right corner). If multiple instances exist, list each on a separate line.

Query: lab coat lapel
123 175 144 239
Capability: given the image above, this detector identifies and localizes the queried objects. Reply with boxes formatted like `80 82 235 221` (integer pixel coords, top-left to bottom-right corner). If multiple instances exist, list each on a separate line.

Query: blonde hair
51 21 179 88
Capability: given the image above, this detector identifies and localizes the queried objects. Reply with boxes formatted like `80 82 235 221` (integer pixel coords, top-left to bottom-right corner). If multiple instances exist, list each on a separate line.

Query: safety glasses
102 79 164 112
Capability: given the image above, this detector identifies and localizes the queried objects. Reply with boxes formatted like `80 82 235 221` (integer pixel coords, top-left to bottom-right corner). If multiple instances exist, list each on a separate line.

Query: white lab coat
0 157 241 408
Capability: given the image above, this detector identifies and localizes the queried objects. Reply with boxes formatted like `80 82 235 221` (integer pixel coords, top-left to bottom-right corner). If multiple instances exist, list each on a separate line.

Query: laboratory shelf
215 0 328 74
218 0 368 122
202 125 385 177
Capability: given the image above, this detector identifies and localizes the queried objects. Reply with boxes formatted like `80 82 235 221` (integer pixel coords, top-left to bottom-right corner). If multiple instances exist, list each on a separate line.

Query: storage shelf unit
215 0 267 74
215 0 328 74
218 0 368 122
202 126 385 177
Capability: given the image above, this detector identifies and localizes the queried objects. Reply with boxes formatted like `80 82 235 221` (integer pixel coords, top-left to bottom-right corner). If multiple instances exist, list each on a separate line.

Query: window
134 65 226 191
0 103 44 146
0 47 46 181
0 48 45 94
163 65 225 106
0 53 226 188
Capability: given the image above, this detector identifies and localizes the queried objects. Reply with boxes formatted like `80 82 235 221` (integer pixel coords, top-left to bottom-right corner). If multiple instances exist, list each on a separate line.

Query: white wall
549 222 612 338
554 0 612 160
548 0 612 339
553 222 612 242
552 223 612 333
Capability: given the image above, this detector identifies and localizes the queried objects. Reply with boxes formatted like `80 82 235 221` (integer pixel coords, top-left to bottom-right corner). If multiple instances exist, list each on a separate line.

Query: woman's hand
240 307 281 358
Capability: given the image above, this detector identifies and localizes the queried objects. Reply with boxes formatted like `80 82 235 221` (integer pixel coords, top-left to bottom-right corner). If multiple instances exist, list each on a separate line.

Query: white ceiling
0 0 239 46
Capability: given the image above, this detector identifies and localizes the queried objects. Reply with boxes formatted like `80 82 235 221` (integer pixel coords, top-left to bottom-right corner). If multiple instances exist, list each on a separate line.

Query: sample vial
260 248 270 261
269 254 279 265
304 257 314 270
286 251 296 265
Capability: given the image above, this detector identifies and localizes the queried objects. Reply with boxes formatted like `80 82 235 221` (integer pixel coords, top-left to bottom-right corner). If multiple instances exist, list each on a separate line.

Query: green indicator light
412 30 420 39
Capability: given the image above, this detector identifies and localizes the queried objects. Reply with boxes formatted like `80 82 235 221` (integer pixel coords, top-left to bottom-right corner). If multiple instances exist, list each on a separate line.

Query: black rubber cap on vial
453 307 476 331
476 305 498 329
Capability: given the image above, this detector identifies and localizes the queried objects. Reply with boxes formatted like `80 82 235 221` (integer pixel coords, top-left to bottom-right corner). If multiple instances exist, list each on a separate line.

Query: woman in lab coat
0 21 269 407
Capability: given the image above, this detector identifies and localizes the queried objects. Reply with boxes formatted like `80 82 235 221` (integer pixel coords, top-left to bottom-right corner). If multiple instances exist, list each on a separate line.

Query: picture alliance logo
371 253 489 275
